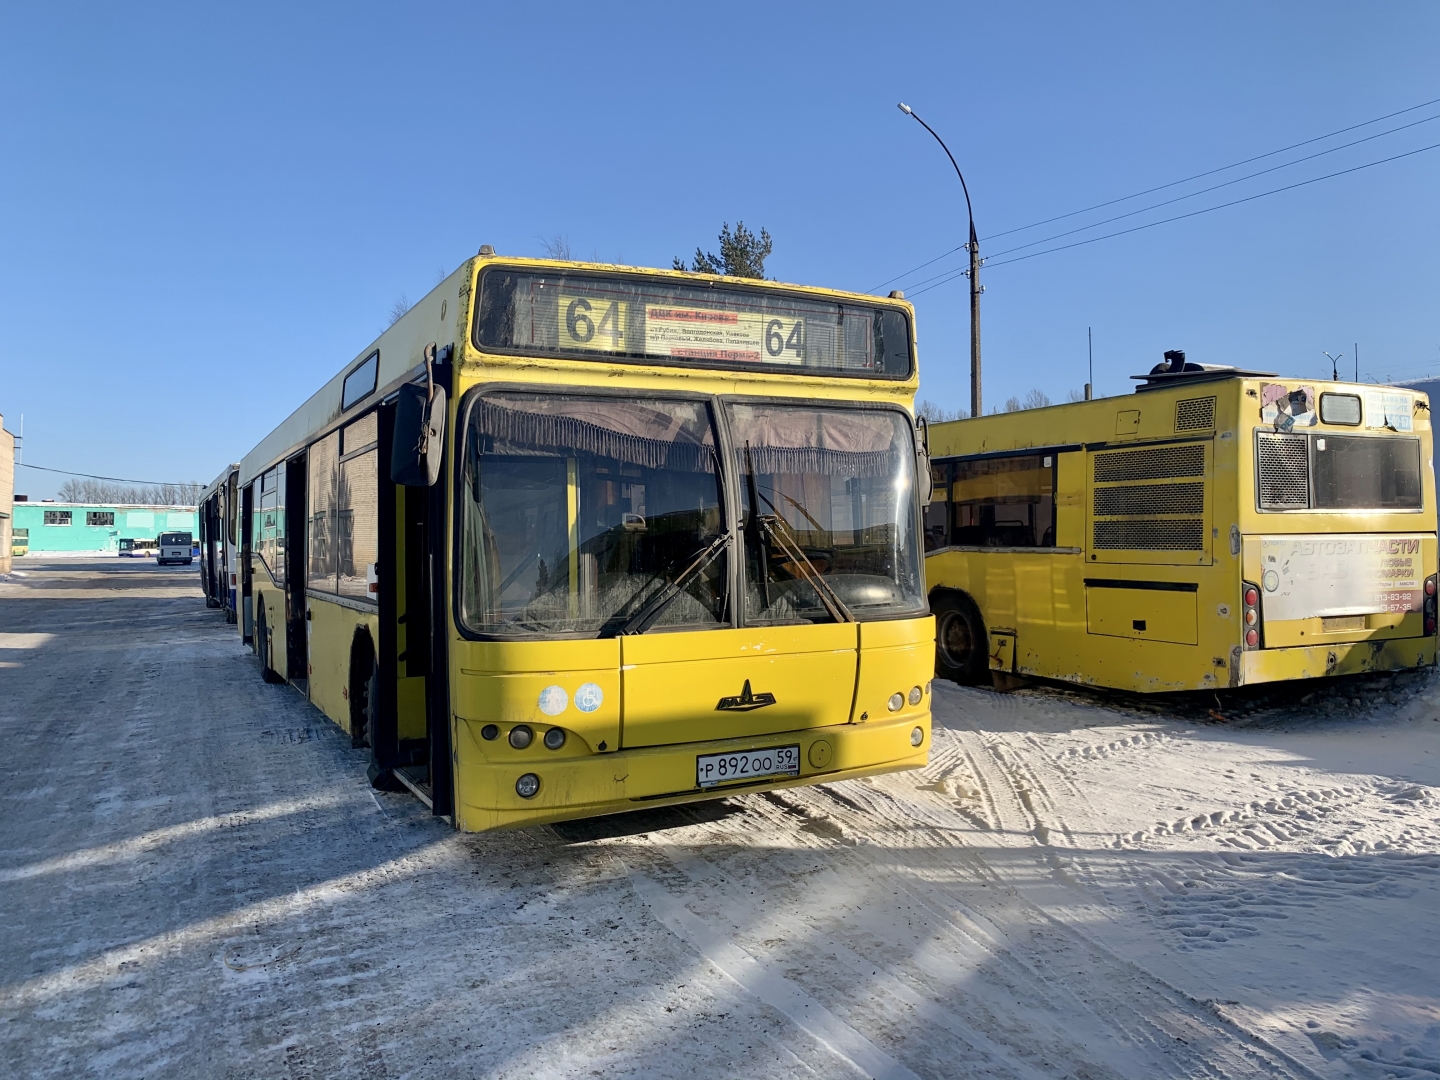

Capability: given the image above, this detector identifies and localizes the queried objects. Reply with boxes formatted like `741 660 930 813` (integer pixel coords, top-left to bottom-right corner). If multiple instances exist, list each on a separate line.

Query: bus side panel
307 597 378 732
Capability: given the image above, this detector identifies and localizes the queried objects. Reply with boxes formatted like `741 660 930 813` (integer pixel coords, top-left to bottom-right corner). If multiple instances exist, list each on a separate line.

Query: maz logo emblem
715 680 777 712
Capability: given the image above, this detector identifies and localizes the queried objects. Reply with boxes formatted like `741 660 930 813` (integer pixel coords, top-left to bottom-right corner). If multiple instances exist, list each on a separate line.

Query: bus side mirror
390 382 447 487
915 417 932 508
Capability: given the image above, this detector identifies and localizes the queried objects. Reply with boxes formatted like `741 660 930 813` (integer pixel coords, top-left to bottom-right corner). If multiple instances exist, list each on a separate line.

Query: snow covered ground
2 556 1437 1078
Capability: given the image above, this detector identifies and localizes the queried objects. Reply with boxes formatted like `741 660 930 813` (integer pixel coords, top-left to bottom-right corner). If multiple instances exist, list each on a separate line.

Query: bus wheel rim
938 610 973 666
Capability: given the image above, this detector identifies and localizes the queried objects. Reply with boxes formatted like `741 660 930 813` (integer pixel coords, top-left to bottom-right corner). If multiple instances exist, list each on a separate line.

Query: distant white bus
158 531 194 566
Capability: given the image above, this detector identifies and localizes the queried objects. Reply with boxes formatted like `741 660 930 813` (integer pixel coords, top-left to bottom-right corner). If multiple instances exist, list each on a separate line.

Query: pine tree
672 222 773 279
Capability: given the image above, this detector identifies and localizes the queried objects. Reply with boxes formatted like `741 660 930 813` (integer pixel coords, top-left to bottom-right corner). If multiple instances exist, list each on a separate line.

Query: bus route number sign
645 306 805 365
558 295 629 353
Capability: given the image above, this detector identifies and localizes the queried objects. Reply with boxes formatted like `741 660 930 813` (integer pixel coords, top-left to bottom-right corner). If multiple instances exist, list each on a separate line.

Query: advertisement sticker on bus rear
1259 534 1423 620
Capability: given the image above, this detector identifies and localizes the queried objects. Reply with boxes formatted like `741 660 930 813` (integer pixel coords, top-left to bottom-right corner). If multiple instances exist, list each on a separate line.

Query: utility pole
898 102 982 417
1086 327 1094 399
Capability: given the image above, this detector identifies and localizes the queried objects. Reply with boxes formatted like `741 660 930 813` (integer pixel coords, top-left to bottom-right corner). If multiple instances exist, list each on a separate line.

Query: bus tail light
1425 575 1437 636
1242 581 1262 649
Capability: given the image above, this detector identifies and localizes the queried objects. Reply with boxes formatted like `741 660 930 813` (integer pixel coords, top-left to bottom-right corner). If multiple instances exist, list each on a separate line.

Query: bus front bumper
451 711 931 832
1240 636 1436 685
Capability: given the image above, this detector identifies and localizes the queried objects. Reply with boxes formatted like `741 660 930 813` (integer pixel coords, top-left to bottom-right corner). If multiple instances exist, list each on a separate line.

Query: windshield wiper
618 532 730 635
741 441 854 624
757 513 855 624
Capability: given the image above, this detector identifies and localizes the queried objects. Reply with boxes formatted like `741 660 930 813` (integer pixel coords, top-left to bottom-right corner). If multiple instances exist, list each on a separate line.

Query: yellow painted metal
925 376 1438 693
1085 586 1198 645
307 595 379 733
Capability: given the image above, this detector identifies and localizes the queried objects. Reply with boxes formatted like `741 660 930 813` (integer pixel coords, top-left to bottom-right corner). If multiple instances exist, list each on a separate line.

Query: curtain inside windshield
458 394 727 635
728 403 924 623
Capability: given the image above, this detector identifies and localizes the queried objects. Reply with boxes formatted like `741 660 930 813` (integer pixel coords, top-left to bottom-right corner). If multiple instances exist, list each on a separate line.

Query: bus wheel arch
930 588 989 685
348 629 378 749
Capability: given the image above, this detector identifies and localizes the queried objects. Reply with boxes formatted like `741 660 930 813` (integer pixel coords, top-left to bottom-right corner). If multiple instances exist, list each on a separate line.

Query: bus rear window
474 269 912 380
1313 435 1422 510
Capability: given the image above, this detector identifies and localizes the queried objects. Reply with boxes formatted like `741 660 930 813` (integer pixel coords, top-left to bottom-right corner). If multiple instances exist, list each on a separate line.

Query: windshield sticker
574 683 603 713
1364 390 1413 432
538 685 568 716
1261 383 1316 432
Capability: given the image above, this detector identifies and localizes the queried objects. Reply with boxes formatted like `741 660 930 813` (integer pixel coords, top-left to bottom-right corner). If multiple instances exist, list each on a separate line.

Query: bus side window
951 454 1056 549
924 461 951 552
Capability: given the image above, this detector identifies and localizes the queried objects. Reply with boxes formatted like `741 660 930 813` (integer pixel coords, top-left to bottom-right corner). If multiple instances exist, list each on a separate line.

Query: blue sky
1 2 1437 496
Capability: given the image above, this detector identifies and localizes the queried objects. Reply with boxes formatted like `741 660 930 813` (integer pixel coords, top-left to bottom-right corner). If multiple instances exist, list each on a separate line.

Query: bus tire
255 602 284 684
932 591 989 685
349 634 377 749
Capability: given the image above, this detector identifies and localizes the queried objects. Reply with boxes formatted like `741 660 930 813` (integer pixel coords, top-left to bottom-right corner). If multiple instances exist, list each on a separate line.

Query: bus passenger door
284 453 308 691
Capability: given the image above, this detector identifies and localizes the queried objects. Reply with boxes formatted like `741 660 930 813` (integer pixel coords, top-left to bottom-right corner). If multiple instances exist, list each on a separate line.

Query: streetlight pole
899 102 982 417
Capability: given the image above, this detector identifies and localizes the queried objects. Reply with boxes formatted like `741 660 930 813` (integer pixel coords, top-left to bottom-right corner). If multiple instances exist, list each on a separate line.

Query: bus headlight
908 686 923 706
509 725 533 749
1425 575 1437 635
515 773 540 798
543 727 566 750
888 692 904 712
911 726 924 747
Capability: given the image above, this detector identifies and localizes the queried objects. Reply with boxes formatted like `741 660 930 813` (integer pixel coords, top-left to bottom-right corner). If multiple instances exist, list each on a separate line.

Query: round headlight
515 773 540 798
481 724 499 741
908 685 923 706
543 727 566 750
910 726 924 747
887 692 904 712
509 725 533 749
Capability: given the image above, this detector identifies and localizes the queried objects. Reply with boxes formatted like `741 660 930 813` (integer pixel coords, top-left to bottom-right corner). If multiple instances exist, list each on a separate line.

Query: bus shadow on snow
549 799 746 843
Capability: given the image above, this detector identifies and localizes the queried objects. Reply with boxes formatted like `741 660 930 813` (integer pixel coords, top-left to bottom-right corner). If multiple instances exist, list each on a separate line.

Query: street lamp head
897 102 913 115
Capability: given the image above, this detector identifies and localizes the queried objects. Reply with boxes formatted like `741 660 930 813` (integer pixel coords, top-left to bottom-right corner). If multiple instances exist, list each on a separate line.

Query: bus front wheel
933 592 989 685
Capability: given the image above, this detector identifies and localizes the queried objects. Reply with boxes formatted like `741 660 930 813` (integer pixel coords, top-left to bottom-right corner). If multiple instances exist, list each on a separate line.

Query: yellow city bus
232 253 934 830
923 361 1437 693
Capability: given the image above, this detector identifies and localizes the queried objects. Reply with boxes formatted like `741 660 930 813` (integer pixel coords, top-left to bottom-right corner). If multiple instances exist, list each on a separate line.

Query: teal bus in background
10 502 199 556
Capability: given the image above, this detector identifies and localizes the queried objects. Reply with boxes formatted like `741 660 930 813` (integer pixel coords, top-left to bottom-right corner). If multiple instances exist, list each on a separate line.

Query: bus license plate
696 745 800 789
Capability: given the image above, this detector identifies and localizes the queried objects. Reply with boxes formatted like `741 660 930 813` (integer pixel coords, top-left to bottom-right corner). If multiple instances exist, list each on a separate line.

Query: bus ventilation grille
1093 520 1206 550
1174 396 1216 431
1093 444 1205 482
1257 433 1310 509
1094 482 1205 516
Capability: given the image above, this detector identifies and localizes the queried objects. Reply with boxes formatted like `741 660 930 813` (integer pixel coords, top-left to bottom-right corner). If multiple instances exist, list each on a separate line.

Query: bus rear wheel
933 592 989 685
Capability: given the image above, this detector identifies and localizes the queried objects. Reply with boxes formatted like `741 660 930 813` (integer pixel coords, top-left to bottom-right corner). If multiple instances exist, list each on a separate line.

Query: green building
11 502 198 555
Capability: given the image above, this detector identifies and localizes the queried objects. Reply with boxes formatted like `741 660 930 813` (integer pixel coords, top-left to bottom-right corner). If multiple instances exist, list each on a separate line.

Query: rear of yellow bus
444 260 934 831
1238 379 1437 684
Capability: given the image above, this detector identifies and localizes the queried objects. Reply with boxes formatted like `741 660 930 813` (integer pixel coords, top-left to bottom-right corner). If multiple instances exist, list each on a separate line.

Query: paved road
3 556 1437 1079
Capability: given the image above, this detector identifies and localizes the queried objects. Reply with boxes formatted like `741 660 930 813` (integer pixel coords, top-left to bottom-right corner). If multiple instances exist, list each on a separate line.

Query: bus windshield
457 395 925 636
730 403 925 623
458 393 727 636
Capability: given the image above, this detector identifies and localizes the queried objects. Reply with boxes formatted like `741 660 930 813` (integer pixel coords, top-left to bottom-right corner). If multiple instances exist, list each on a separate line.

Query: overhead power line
908 139 1440 297
872 92 1440 294
17 462 198 486
982 110 1440 262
